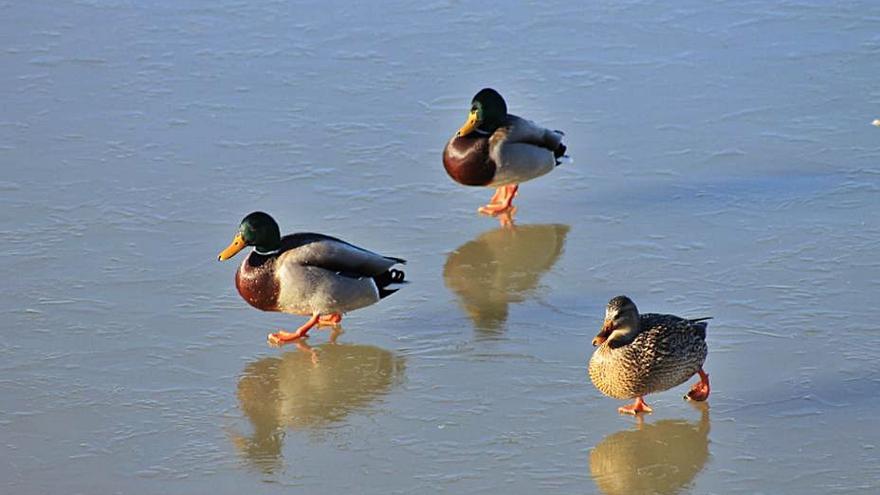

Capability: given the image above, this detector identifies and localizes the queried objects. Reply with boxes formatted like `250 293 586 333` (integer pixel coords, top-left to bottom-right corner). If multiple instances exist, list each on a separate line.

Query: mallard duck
442 88 568 217
588 296 711 415
217 212 406 345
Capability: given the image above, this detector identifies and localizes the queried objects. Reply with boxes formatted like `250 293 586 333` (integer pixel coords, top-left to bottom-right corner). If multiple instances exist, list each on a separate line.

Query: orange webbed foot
487 187 505 204
478 203 515 215
618 397 653 415
318 313 342 326
478 185 519 216
267 330 308 347
685 369 710 402
267 314 320 347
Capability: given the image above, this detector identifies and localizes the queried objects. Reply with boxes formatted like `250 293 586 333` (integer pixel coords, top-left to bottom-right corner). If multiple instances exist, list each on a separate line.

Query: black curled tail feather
373 268 406 299
554 142 567 159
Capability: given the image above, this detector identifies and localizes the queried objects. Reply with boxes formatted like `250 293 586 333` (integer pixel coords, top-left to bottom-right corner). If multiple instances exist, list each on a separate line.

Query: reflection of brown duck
231 342 405 472
589 407 710 495
443 224 569 332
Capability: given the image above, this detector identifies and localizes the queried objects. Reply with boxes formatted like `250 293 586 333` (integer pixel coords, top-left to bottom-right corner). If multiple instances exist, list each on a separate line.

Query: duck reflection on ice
589 405 710 495
230 340 405 472
443 223 569 332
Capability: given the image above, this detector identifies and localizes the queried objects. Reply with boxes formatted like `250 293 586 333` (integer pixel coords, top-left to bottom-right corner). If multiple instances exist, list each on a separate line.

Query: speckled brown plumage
589 314 708 399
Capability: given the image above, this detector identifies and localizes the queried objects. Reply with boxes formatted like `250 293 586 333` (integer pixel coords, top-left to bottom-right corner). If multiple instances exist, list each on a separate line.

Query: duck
442 88 568 218
588 295 711 415
217 211 406 345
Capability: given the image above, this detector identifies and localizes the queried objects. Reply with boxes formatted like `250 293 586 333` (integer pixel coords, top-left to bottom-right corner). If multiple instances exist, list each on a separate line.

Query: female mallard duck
218 212 406 345
442 88 568 217
588 295 711 415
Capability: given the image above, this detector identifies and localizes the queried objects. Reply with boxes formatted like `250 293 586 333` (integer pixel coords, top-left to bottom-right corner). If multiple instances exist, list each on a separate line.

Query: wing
502 114 564 153
278 233 405 277
487 115 566 186
687 317 712 341
642 313 710 347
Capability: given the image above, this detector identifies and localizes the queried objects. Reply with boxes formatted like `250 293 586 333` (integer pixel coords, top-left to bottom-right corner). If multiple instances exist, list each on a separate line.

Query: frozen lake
2 1 879 493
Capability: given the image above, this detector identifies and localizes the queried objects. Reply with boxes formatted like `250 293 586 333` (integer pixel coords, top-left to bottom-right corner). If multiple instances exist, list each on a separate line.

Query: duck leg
618 396 653 415
318 313 343 326
477 186 506 213
479 184 519 215
268 313 320 346
488 187 504 204
685 369 710 401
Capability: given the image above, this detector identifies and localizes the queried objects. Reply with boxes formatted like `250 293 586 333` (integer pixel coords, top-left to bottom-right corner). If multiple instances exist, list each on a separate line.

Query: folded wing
279 233 405 277
503 114 564 153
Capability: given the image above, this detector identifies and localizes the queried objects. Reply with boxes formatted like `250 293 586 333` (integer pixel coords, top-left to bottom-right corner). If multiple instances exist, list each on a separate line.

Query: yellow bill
218 233 246 261
457 110 478 137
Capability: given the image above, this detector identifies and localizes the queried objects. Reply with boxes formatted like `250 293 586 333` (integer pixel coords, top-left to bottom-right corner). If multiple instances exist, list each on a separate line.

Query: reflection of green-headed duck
442 88 568 217
590 407 710 495
218 212 405 345
232 342 405 473
589 296 711 414
443 224 569 332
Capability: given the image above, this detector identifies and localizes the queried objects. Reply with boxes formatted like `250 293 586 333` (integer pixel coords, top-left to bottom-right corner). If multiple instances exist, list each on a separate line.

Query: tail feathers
554 142 567 159
689 317 712 340
554 141 571 166
373 268 406 299
386 256 407 264
388 269 405 283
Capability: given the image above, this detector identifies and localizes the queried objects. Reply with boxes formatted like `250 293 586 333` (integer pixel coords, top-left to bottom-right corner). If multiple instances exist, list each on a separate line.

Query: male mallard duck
588 296 711 415
218 212 405 345
442 88 568 217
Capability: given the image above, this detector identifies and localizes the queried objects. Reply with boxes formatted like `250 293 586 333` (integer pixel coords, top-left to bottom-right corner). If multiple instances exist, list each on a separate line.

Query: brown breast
442 134 495 186
235 254 280 312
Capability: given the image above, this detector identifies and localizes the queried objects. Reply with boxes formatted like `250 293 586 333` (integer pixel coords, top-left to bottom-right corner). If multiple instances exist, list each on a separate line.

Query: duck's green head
593 295 641 347
218 211 282 261
457 88 508 137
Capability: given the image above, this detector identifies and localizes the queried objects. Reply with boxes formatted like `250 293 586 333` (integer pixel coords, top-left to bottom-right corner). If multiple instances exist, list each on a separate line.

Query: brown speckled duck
442 88 568 218
589 295 711 415
218 212 405 345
